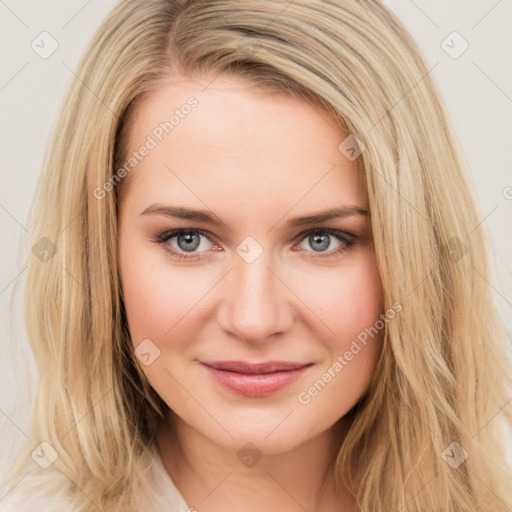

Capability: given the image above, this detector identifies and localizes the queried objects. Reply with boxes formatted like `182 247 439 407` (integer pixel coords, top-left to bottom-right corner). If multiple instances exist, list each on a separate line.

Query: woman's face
117 74 384 455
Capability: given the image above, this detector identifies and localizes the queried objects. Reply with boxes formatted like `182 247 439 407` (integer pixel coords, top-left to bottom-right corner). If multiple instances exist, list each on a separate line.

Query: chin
218 430 304 457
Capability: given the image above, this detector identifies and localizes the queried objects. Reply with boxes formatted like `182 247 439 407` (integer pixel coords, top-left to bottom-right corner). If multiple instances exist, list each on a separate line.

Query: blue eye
295 228 355 258
153 229 215 260
152 228 356 261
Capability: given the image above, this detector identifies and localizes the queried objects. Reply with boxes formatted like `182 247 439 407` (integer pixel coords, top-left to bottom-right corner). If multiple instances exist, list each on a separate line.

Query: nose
216 249 294 345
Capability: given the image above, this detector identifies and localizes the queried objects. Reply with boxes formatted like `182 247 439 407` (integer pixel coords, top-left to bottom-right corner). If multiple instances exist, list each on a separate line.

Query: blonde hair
2 0 511 510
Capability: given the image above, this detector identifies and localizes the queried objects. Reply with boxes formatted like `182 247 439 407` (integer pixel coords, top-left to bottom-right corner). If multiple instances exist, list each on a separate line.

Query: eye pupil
177 233 201 251
310 233 330 251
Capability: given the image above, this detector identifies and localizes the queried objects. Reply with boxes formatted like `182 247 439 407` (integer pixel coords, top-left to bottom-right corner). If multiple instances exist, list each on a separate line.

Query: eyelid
154 227 353 245
153 227 222 249
291 227 354 242
292 228 356 253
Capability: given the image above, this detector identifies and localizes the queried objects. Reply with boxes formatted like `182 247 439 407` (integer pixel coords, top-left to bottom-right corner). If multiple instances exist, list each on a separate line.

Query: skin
117 73 384 511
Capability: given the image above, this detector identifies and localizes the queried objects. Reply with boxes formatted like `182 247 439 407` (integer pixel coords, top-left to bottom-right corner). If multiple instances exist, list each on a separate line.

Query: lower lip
201 364 312 397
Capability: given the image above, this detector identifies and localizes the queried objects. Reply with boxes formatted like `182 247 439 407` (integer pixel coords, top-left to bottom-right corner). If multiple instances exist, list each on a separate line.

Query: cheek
119 234 212 345
292 249 384 404
293 248 384 348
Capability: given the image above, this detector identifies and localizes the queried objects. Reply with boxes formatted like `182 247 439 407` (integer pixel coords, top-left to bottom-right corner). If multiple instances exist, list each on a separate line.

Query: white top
0 449 190 511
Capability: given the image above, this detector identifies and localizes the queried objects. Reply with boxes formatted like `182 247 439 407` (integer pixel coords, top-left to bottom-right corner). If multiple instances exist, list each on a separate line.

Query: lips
200 360 313 396
200 360 311 374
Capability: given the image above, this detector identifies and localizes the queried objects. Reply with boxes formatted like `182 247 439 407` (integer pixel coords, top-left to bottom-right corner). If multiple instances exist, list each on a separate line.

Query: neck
156 411 359 512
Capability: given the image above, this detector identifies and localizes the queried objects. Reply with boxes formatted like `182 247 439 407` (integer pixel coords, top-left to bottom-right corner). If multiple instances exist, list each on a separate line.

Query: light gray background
1 0 511 484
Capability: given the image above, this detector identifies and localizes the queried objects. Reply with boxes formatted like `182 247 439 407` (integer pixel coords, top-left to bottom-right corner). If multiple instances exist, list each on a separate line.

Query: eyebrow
140 203 369 227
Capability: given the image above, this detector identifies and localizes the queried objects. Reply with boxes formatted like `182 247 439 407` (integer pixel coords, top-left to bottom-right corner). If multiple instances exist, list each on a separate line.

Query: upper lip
200 360 312 374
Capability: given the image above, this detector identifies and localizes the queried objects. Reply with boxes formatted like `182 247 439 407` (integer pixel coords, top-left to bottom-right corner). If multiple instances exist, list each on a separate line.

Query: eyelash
152 228 357 261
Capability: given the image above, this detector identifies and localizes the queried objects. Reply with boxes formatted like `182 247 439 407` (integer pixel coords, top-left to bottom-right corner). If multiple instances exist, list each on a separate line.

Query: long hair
2 0 511 510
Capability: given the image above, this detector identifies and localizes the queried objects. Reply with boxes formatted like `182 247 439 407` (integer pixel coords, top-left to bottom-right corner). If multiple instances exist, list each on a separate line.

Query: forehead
119 75 366 218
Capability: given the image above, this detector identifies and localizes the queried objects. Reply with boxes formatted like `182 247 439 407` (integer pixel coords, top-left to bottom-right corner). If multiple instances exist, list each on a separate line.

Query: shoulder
0 450 189 512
